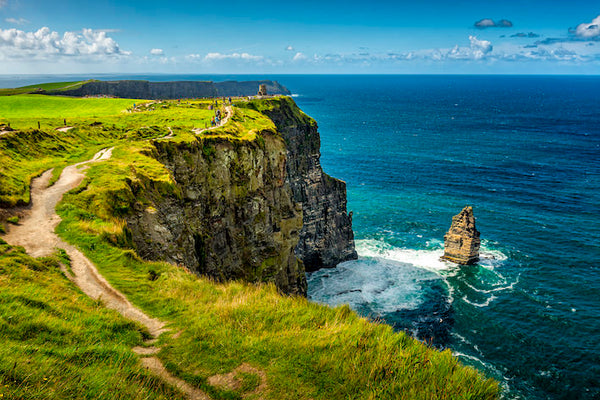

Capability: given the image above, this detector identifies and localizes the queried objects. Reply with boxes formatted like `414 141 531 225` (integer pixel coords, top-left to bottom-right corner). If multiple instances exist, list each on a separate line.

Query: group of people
210 108 222 127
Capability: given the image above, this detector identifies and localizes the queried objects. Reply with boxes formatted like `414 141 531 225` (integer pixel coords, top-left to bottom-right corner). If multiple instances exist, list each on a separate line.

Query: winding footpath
2 148 210 400
192 106 233 135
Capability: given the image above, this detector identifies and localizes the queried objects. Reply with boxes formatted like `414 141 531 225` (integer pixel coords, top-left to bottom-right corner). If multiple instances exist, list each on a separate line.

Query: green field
0 94 500 399
0 95 222 206
0 81 90 97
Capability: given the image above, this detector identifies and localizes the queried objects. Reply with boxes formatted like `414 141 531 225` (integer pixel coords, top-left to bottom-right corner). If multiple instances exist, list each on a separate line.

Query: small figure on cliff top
441 206 480 265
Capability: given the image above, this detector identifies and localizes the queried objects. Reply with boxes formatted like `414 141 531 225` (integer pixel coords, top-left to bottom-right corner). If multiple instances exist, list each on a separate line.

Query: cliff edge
54 79 290 99
243 98 358 271
125 97 356 295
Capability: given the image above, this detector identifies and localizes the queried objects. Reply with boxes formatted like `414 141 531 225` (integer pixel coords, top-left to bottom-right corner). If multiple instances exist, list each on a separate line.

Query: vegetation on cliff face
0 93 499 399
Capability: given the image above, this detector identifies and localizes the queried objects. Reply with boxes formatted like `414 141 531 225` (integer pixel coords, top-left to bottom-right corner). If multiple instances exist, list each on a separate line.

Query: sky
0 0 600 74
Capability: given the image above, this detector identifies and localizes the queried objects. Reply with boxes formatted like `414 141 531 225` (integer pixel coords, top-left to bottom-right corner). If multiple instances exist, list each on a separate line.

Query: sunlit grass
1 93 500 399
0 239 185 400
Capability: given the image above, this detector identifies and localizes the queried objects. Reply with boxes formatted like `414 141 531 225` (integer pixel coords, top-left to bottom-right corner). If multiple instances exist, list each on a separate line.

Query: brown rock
441 206 480 265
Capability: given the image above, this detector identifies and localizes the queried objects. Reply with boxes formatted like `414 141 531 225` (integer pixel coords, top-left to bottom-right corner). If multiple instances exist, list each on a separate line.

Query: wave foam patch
307 257 439 314
355 239 451 273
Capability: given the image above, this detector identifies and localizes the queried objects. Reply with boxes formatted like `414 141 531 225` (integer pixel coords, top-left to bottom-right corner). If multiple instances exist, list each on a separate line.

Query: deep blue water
1 74 599 399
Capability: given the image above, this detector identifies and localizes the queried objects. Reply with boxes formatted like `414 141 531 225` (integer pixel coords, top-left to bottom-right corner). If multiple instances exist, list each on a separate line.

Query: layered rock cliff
126 98 356 295
248 98 358 271
55 80 290 99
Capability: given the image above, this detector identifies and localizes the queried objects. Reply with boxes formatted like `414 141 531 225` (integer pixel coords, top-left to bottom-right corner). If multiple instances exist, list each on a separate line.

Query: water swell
307 237 513 349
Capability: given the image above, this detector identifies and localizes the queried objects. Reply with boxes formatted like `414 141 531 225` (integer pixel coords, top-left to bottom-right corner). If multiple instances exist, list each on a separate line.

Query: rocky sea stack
441 206 480 265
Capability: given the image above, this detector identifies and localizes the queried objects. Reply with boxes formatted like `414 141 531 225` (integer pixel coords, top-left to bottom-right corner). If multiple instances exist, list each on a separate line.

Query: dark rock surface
257 98 358 271
125 98 355 295
54 80 290 99
127 134 306 296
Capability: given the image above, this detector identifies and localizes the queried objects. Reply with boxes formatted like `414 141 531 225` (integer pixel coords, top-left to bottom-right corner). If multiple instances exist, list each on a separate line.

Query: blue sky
1 0 599 74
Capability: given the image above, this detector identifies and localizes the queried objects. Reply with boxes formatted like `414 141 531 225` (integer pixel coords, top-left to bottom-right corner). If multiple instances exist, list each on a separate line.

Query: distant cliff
54 80 291 99
125 98 356 295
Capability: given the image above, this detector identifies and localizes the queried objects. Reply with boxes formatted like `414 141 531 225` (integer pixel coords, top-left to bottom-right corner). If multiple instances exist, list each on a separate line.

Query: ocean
1 74 599 399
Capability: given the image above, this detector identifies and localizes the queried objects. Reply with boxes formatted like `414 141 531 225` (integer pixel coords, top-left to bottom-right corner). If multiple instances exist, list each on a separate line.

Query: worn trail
192 105 233 135
1 148 210 400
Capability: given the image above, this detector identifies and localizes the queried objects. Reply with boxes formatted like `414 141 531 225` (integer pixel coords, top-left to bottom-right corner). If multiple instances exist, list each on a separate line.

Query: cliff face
56 80 290 99
127 133 307 295
125 98 356 295
246 98 358 271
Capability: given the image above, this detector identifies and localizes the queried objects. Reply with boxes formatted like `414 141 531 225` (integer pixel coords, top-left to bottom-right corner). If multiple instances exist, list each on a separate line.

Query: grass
0 81 90 96
56 180 499 398
0 93 500 399
0 94 139 127
0 96 216 206
0 238 185 399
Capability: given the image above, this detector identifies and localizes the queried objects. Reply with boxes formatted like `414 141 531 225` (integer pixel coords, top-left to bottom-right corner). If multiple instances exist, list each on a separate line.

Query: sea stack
442 206 480 265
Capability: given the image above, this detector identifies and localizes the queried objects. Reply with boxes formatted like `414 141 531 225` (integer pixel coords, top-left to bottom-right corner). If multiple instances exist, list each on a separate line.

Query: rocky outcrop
253 98 358 271
54 80 290 99
441 206 480 265
125 98 356 295
127 133 306 296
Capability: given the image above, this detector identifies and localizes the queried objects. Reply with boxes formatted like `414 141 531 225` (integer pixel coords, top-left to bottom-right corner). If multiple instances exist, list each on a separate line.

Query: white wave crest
355 239 450 273
461 294 497 308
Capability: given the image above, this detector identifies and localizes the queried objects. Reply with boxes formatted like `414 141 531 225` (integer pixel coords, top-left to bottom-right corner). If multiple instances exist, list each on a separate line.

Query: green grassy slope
0 81 90 96
0 94 500 399
0 96 216 206
0 239 185 399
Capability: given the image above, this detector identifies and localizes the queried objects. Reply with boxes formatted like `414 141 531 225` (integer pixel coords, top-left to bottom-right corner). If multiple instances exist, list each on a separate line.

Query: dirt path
1 148 210 400
192 106 233 135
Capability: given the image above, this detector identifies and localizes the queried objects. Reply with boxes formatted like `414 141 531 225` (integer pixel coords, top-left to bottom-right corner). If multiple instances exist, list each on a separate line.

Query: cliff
244 98 358 270
125 98 356 295
54 79 290 99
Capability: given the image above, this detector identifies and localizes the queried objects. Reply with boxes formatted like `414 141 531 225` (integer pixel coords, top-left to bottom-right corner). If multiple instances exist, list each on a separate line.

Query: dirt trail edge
2 148 210 400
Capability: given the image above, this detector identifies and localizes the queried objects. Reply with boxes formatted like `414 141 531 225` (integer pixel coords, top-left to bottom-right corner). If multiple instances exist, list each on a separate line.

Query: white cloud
474 18 513 29
285 45 294 51
186 53 201 60
444 36 493 60
204 52 263 62
150 48 163 55
574 15 600 39
469 35 493 59
0 27 130 60
5 17 29 25
292 51 306 61
474 18 496 29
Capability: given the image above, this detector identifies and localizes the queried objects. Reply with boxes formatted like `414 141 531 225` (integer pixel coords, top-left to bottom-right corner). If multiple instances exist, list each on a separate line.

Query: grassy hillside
0 80 90 96
0 95 218 206
0 239 184 399
0 94 500 399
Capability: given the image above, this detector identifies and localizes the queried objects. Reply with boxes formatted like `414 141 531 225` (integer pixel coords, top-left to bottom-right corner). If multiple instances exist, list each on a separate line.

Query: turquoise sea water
285 75 600 400
1 74 598 399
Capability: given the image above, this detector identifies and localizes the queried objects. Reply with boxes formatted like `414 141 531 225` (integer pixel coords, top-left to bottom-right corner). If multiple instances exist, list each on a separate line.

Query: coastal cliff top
0 79 291 98
0 93 300 206
0 90 499 399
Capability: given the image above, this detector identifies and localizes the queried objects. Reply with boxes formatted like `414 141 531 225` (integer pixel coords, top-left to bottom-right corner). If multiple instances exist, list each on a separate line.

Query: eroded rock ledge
126 98 356 295
55 80 290 99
